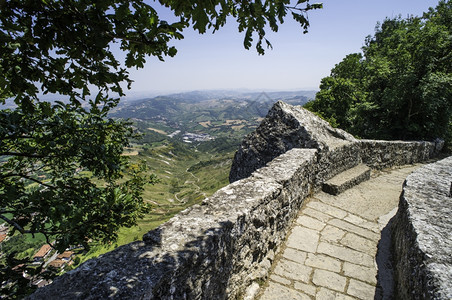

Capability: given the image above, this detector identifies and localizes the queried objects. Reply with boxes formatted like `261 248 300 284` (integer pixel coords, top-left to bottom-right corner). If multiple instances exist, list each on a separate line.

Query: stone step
322 164 371 195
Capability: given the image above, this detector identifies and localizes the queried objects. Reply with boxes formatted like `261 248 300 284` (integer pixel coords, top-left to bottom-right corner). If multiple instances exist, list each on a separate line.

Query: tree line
305 0 451 144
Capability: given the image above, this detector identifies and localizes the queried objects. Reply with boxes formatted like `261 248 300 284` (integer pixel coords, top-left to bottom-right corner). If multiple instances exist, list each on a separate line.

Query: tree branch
0 152 46 158
6 173 56 190
0 214 63 236
0 214 27 234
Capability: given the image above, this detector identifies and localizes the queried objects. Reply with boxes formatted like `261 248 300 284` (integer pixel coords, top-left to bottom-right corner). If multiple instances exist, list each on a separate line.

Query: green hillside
1 90 315 270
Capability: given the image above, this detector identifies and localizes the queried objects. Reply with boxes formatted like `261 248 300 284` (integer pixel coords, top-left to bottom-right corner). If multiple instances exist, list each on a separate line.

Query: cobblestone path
257 165 421 300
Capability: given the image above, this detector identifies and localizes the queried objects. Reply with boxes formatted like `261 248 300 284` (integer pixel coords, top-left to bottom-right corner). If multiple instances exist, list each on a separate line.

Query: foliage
0 234 45 259
1 0 322 296
0 103 154 251
0 253 53 299
305 0 452 142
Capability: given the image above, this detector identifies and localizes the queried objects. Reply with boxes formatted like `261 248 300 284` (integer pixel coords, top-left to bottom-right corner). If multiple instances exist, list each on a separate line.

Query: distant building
47 259 65 269
0 233 7 243
56 251 74 261
33 244 52 262
0 224 8 243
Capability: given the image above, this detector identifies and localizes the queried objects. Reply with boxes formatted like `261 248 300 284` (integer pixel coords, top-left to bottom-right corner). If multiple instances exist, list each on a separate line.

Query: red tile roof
48 259 65 268
57 251 74 260
33 244 52 259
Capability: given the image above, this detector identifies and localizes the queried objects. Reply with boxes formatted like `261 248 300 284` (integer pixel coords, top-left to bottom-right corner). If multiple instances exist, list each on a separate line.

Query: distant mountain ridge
110 90 317 122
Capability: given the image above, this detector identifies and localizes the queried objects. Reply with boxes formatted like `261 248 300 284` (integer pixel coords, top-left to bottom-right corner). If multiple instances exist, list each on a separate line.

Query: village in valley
1 225 78 288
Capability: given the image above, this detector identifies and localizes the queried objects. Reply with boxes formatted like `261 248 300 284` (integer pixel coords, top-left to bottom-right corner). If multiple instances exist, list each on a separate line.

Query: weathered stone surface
260 282 310 300
282 248 307 264
347 279 376 300
269 274 291 285
306 201 348 219
320 225 347 243
303 207 332 223
322 164 371 195
340 233 376 254
296 215 326 231
317 242 374 267
342 262 377 285
274 260 312 283
305 253 341 273
312 269 347 292
286 226 319 253
229 101 356 183
392 156 452 299
360 139 442 170
293 281 317 296
316 288 355 300
316 165 420 221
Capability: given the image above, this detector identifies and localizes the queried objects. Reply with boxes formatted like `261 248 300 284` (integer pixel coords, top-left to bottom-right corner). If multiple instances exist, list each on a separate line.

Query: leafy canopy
305 0 452 142
0 0 322 296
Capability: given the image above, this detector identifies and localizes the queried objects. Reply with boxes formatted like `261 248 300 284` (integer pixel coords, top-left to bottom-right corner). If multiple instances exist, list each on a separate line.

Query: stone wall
360 139 444 170
392 156 452 299
29 149 318 300
229 101 356 183
29 102 443 299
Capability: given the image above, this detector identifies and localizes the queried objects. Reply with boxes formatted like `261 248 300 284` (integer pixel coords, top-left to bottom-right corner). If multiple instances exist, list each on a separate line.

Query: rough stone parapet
229 102 442 184
392 156 452 299
359 139 442 169
229 101 356 183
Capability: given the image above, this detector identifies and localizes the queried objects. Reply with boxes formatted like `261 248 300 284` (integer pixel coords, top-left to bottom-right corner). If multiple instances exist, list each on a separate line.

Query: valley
1 90 315 268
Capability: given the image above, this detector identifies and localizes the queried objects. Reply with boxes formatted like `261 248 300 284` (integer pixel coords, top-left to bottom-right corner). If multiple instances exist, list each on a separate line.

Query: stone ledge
360 140 442 169
392 156 452 299
322 164 371 195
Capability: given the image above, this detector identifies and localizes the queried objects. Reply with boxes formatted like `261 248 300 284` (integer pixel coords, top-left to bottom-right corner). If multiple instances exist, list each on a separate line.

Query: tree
0 0 322 296
304 53 367 129
305 0 452 142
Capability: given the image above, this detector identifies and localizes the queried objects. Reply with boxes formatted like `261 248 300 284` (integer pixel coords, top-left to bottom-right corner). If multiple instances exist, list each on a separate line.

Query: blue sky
124 0 440 95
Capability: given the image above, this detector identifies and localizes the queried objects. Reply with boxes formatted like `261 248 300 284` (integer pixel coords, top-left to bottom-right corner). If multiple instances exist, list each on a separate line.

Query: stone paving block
320 225 346 243
270 274 291 285
306 201 348 219
340 232 377 254
286 226 319 253
260 282 311 300
344 213 380 233
347 279 376 300
316 288 336 300
274 259 312 283
305 252 341 273
312 269 347 292
294 281 317 297
316 288 356 300
377 207 398 230
342 262 377 285
296 215 326 231
302 207 332 223
317 242 374 267
282 247 307 264
328 218 380 241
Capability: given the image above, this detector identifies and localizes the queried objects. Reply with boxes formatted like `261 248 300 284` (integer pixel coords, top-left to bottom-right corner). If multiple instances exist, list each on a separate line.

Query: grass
2 117 244 270
75 143 234 264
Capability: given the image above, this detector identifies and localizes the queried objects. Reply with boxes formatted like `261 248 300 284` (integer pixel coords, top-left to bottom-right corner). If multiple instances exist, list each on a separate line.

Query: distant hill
110 89 316 125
